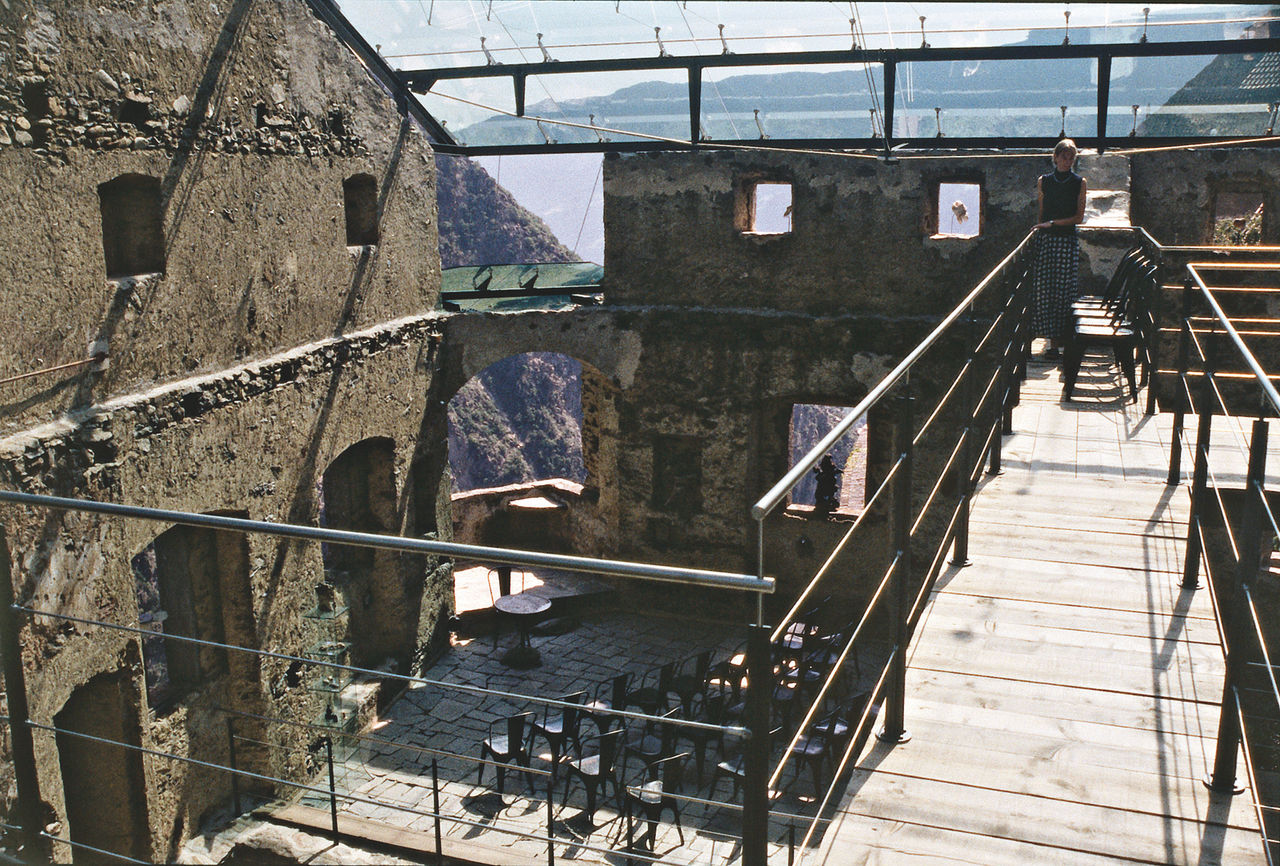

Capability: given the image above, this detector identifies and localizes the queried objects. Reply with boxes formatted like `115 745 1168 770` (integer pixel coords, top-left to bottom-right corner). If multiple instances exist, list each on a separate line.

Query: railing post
227 717 241 816
879 391 913 744
546 767 555 866
325 735 339 841
1168 278 1195 484
952 312 975 567
1182 342 1216 590
431 758 443 864
1207 418 1268 794
991 282 1018 475
0 528 47 864
742 619 772 866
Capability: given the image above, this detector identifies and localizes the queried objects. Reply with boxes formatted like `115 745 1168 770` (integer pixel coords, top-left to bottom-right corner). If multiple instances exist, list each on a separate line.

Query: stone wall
0 1 448 861
0 0 439 436
602 150 1123 315
1132 149 1280 246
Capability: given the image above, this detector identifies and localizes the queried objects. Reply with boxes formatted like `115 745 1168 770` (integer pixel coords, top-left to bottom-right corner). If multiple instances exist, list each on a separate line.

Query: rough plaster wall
0 0 439 435
1132 149 1280 246
0 318 450 858
606 308 926 581
0 0 449 857
603 150 1051 315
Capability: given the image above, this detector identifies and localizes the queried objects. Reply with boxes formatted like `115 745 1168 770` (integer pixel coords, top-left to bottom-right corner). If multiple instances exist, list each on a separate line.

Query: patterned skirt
1030 232 1080 339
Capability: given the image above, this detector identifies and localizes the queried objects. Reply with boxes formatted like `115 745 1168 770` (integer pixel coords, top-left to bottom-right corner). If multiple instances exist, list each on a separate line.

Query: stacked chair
1062 248 1159 402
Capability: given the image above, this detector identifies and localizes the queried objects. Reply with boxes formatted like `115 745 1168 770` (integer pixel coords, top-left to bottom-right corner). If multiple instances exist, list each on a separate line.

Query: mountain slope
436 156 586 492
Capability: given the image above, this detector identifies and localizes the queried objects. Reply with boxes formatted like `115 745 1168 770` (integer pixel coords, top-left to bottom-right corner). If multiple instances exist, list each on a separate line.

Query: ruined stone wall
0 317 452 861
0 0 448 860
1132 148 1280 246
0 0 439 435
602 150 1057 315
598 151 1059 609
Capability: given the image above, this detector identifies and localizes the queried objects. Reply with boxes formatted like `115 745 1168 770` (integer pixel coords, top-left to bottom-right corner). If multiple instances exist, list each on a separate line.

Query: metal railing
0 492 774 865
1165 259 1280 865
749 230 1037 860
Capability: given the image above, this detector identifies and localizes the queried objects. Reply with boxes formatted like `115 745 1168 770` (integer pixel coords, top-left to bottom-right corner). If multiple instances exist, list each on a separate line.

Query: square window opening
1213 191 1264 246
787 404 867 517
935 182 981 238
748 182 793 235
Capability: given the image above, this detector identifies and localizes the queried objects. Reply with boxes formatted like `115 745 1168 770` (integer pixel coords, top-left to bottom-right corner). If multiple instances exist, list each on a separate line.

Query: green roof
441 263 603 294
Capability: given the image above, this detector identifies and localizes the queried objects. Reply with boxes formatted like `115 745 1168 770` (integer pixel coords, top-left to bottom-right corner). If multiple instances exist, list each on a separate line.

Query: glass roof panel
891 57 1097 139
1108 52 1280 137
700 64 883 141
338 2 1279 146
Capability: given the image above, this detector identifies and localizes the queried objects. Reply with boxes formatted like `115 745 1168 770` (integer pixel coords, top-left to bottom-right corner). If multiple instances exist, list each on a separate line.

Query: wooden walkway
817 358 1266 865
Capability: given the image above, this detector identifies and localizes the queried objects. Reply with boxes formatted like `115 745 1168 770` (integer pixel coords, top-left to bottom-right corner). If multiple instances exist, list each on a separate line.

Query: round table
494 592 551 669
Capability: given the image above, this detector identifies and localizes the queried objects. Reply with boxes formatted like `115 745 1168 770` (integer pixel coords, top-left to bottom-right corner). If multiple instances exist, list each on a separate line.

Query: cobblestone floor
301 604 877 865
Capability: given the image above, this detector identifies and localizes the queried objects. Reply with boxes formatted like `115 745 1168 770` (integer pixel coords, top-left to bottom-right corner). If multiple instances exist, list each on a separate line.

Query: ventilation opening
21 80 49 146
99 174 165 277
745 181 793 234
117 95 151 127
1213 191 1264 246
788 404 867 516
343 173 379 246
935 181 981 238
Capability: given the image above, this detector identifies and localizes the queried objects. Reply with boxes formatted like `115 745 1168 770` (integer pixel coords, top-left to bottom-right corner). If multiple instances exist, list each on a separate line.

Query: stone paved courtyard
295 595 877 865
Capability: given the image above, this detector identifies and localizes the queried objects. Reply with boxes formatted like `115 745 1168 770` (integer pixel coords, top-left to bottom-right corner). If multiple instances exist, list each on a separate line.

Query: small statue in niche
315 582 336 614
813 455 842 518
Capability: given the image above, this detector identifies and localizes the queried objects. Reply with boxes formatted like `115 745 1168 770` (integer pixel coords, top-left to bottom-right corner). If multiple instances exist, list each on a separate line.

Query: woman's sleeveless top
1040 170 1082 236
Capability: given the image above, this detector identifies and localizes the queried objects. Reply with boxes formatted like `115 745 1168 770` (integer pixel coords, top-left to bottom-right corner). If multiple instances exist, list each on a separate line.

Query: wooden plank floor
816 353 1266 865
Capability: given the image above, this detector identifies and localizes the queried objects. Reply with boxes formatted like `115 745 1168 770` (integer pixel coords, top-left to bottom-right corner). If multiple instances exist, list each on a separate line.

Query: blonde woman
1031 139 1087 359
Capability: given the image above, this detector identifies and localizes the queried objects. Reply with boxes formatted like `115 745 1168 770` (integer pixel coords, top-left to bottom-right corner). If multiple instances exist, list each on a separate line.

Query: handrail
1186 264 1280 416
0 489 772 595
751 229 1036 520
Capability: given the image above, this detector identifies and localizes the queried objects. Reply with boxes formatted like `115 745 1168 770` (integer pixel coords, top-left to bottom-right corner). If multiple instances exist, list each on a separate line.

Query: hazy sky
342 2 1269 128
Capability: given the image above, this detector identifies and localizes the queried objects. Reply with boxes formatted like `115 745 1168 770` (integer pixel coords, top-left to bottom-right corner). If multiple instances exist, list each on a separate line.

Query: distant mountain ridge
458 17 1250 144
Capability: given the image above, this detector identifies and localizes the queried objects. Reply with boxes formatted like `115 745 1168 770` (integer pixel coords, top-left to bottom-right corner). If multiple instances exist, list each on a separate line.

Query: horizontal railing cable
1196 521 1230 653
768 550 901 789
752 233 1034 521
0 489 771 594
1188 265 1280 417
1233 691 1277 866
10 828 150 865
907 497 969 631
767 452 903 643
794 663 892 863
25 719 660 861
910 431 968 538
1245 584 1280 716
15 605 741 739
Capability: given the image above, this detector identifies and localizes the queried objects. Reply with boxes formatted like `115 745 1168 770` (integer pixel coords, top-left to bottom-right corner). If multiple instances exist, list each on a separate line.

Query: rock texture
0 2 449 862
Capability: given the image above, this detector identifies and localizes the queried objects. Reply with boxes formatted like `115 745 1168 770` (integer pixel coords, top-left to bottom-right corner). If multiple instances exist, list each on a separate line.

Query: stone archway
446 350 619 558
